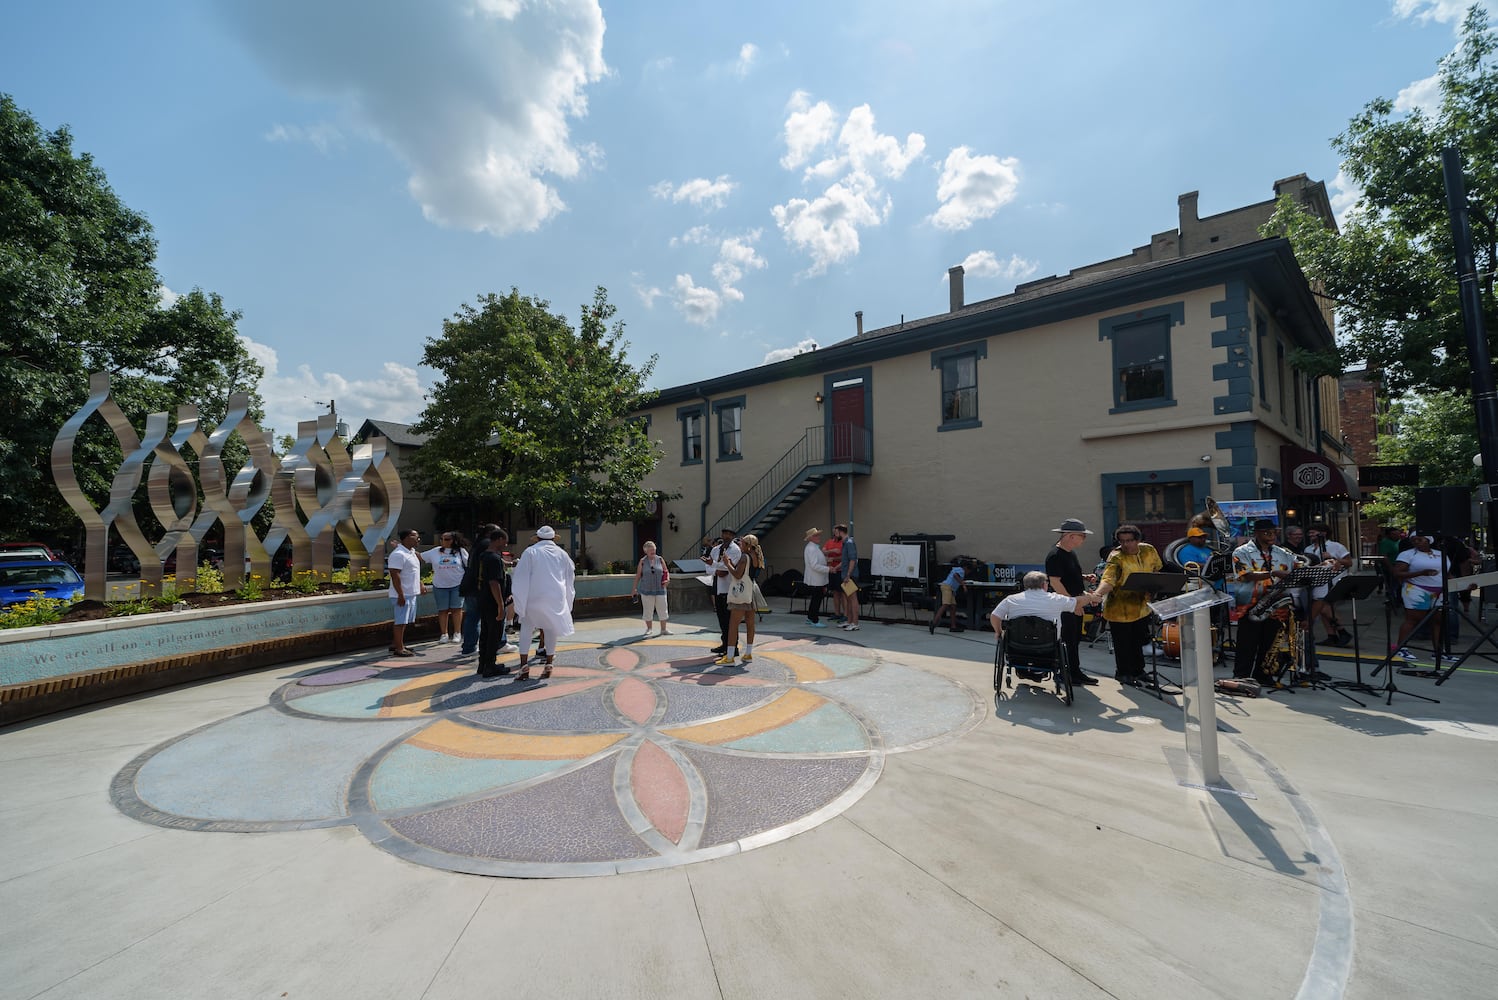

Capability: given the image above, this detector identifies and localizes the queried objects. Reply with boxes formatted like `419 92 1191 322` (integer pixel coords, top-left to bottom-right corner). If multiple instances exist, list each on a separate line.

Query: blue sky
4 0 1487 439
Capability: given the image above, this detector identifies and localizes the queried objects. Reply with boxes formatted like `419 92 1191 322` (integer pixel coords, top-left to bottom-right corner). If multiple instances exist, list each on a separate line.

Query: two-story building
593 176 1359 583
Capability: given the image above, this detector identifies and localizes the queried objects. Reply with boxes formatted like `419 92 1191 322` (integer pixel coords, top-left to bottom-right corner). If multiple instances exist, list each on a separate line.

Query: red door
830 382 867 462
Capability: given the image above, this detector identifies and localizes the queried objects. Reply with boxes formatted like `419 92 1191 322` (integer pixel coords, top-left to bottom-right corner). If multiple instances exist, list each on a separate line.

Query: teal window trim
712 395 746 462
676 403 705 466
930 340 987 431
1099 303 1184 414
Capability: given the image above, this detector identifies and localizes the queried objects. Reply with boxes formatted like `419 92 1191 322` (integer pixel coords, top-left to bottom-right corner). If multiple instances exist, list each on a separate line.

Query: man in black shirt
1045 518 1100 686
477 528 512 678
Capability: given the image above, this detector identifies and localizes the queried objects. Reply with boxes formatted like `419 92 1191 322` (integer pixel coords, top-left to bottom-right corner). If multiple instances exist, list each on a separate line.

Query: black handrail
683 423 870 557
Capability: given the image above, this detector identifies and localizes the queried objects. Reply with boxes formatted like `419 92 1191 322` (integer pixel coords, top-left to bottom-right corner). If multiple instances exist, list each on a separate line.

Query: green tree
0 94 264 545
409 287 662 561
1361 391 1481 528
1262 5 1497 395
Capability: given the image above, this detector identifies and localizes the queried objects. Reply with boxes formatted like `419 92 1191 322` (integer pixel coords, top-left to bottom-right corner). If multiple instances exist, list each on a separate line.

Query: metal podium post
1150 588 1243 795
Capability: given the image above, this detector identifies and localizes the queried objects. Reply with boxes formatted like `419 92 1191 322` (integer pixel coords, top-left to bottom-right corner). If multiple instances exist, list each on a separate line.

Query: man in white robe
512 525 576 679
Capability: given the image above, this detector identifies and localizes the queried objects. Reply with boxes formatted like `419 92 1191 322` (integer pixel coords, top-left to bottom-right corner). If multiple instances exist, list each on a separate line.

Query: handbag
727 553 751 603
752 581 770 613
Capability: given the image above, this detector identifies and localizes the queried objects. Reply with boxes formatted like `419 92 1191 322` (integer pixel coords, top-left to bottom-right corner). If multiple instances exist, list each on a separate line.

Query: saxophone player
1231 518 1297 682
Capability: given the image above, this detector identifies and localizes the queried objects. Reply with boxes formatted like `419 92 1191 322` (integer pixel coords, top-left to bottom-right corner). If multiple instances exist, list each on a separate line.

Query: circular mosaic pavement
112 629 982 876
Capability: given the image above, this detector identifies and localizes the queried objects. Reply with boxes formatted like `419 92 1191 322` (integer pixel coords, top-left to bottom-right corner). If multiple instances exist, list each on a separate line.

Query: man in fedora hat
802 527 829 627
1045 518 1100 686
1230 517 1295 681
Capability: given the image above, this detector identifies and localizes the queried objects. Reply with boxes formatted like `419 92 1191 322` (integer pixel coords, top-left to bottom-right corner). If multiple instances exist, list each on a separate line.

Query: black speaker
1414 486 1472 537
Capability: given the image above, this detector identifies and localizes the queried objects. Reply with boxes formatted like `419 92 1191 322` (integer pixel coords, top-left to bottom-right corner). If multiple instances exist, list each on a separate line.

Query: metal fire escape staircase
684 423 871 557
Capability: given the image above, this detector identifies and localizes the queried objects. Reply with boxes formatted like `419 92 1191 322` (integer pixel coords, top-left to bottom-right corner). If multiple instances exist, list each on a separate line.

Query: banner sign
1358 464 1420 488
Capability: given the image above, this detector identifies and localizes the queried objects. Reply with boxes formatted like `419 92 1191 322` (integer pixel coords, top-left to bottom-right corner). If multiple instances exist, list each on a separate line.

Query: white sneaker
437 634 450 644
1392 647 1415 661
499 642 518 654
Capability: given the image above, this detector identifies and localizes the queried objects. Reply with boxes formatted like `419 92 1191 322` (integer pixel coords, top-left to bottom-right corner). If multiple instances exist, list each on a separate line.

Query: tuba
1163 496 1232 583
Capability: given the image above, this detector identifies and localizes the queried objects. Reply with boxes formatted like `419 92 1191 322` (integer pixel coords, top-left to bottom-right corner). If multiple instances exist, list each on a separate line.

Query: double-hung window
930 340 987 431
1100 303 1182 413
677 405 704 464
716 401 743 459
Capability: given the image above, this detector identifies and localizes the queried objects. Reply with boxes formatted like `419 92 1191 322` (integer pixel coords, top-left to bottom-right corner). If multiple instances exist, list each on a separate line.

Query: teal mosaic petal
724 702 867 754
289 679 412 719
370 743 576 811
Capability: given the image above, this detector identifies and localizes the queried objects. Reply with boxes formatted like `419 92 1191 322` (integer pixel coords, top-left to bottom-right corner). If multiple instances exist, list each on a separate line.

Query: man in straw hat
1045 518 1101 686
511 525 575 682
802 527 829 627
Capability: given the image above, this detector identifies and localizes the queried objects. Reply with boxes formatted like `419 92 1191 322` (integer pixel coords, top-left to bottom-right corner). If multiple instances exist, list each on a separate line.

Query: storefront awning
1280 444 1360 499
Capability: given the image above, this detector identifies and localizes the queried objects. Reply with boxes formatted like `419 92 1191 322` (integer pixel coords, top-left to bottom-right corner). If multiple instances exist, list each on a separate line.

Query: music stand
1269 564 1362 704
1122 572 1187 699
1323 574 1382 698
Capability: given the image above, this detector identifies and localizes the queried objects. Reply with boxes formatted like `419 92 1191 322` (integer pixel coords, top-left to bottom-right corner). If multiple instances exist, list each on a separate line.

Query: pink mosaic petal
630 739 689 844
604 647 640 670
613 676 657 724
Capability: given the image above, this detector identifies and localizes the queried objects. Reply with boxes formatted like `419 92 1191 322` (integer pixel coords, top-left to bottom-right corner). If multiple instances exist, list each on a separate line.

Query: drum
1161 620 1220 659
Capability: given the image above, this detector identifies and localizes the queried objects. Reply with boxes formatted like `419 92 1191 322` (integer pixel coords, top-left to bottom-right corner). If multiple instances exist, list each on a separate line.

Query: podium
1149 588 1242 794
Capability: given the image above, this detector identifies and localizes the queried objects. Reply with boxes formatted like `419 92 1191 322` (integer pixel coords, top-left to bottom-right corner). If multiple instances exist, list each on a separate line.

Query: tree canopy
1 94 264 545
408 287 661 557
1262 5 1497 396
1361 391 1481 528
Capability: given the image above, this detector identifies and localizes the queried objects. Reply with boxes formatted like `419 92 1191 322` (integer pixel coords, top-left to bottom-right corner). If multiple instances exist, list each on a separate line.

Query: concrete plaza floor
2 594 1496 999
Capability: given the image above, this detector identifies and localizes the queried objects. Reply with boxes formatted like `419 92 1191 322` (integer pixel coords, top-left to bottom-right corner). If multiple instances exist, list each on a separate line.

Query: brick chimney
948 265 964 312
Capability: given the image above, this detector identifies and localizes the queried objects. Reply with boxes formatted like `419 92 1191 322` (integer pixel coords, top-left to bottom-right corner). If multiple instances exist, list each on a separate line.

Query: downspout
697 389 711 540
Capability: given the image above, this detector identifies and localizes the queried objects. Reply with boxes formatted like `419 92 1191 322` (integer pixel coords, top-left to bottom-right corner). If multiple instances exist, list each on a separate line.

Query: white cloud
1328 166 1364 228
948 250 1037 284
773 94 922 275
763 338 818 364
780 91 838 170
734 43 758 77
711 232 767 302
772 172 888 276
929 146 1021 231
652 175 737 210
241 336 427 441
263 122 345 153
631 273 664 309
664 229 766 321
216 0 607 236
672 274 723 325
1394 72 1442 114
157 285 181 308
1392 0 1473 25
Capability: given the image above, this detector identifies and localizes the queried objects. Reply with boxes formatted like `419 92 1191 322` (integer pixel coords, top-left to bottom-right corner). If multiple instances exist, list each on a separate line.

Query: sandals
540 664 553 680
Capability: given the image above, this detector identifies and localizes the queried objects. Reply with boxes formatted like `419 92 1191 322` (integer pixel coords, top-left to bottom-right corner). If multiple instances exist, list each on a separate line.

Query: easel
1323 574 1383 699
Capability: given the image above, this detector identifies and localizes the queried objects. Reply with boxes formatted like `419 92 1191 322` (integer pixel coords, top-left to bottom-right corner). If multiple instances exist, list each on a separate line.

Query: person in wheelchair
991 572 1101 685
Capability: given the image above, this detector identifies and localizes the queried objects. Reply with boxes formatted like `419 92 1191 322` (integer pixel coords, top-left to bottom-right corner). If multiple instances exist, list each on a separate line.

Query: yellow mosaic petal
759 649 834 682
378 670 471 718
408 720 626 760
661 688 823 745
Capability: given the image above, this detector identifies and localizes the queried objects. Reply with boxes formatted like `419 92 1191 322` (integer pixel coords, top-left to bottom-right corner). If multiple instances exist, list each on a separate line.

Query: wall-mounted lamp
814 391 824 408
1284 508 1298 520
1199 454 1212 463
666 512 679 533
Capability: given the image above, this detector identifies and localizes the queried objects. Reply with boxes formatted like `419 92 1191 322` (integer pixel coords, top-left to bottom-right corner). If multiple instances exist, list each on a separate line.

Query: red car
0 542 59 562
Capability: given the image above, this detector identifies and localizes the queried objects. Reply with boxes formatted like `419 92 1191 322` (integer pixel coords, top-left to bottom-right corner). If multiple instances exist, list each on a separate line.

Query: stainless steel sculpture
51 373 403 601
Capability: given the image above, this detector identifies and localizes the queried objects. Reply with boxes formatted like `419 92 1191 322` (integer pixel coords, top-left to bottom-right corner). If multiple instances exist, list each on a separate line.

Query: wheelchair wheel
993 640 1013 697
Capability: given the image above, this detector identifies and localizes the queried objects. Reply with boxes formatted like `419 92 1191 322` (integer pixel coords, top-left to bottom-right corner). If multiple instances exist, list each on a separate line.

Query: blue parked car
0 560 85 607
